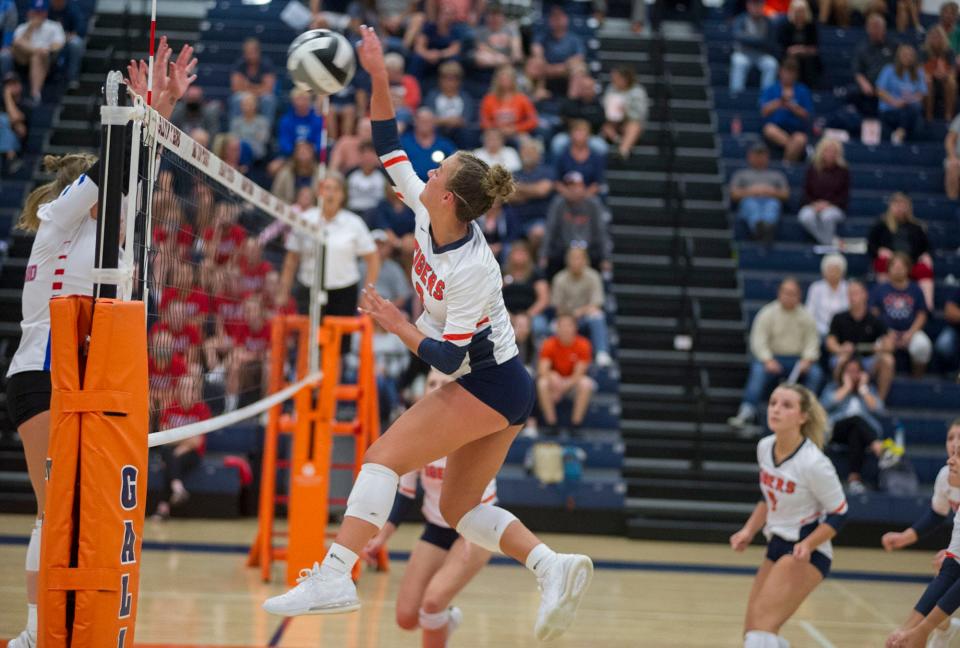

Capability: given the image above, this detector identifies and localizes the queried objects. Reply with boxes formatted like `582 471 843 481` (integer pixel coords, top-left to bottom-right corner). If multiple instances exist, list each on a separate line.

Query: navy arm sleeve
387 491 416 527
371 119 402 157
417 338 468 375
824 510 848 533
912 508 949 538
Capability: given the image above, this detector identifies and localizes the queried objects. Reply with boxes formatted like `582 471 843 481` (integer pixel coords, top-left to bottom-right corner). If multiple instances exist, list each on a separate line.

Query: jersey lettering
765 489 778 511
433 280 445 301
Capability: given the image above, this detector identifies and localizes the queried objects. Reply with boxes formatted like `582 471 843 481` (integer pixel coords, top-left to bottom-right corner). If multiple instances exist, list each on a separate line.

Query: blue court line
0 534 932 584
267 617 291 647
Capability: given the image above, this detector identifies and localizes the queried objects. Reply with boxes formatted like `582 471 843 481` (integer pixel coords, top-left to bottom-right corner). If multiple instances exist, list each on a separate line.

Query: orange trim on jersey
399 487 416 496
395 192 404 200
476 317 490 327
443 331 474 341
383 155 409 168
829 501 848 514
948 551 959 560
481 493 496 504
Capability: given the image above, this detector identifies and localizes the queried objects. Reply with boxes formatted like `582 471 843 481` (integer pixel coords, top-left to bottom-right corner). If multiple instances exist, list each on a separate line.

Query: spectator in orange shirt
480 65 539 138
537 314 596 434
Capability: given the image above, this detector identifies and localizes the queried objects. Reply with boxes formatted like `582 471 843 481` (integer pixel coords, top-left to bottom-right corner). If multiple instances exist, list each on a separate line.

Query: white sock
321 542 358 576
525 543 557 578
27 602 37 636
744 630 780 648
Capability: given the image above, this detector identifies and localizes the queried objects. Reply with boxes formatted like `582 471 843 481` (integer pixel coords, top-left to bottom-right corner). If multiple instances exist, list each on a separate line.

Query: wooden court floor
0 513 944 647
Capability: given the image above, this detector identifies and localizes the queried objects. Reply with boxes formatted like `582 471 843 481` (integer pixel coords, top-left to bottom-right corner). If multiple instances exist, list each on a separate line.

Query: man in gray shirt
729 141 789 243
541 171 610 279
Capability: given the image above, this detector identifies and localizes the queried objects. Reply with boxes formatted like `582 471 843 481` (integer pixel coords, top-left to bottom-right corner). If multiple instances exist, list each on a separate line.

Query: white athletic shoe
446 606 463 646
929 618 960 648
262 562 360 616
533 553 593 642
7 629 36 648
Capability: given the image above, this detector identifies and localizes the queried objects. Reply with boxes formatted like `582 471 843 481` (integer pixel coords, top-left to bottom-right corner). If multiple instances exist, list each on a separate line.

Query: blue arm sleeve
371 118 402 157
387 491 416 527
912 508 949 538
824 510 848 533
417 338 468 375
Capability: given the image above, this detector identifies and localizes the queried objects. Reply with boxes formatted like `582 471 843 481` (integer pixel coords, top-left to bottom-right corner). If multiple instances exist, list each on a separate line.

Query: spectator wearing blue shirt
423 60 475 146
760 58 813 163
409 7 466 82
505 136 555 247
0 0 16 76
47 0 84 85
229 38 277 123
554 119 605 199
876 44 927 144
273 88 324 175
869 253 932 376
399 107 456 181
525 4 586 100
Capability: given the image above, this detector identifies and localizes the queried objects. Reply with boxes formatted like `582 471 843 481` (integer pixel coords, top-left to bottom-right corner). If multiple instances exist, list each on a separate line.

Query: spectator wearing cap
474 127 521 173
729 142 790 242
424 61 475 145
479 65 539 138
797 137 849 245
399 107 456 181
525 4 586 100
869 252 932 376
541 171 610 279
504 136 555 250
551 69 609 160
0 70 24 175
537 314 596 434
12 0 64 103
729 0 779 96
555 119 606 199
229 37 277 124
0 0 15 77
760 58 813 163
552 246 612 367
471 2 523 71
728 277 822 429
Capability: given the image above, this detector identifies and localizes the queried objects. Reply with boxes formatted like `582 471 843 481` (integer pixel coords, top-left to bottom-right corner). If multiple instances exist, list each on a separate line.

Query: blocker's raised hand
356 25 387 80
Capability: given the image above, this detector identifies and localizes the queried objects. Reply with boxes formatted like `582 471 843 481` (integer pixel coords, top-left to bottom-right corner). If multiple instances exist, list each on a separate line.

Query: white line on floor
800 621 837 648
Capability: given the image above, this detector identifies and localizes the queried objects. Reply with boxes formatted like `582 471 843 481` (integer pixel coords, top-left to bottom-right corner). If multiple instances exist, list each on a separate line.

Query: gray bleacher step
627 476 761 503
618 348 747 366
612 283 741 300
610 228 732 259
627 497 755 518
627 516 742 542
621 419 732 439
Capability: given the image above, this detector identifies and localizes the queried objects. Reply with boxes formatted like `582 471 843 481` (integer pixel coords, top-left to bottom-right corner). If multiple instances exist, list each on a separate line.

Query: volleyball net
37 72 382 647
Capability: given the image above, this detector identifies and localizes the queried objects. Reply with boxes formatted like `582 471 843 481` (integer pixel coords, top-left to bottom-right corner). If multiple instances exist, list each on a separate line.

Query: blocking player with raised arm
263 25 593 642
361 369 495 648
2 39 195 648
729 385 848 648
883 420 960 648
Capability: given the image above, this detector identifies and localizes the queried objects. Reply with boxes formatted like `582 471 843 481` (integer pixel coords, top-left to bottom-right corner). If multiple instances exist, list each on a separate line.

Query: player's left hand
359 284 406 333
791 541 811 562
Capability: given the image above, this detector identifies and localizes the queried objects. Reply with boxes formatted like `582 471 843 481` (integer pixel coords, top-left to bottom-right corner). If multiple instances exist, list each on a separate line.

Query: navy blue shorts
457 355 535 426
420 522 459 550
766 535 832 579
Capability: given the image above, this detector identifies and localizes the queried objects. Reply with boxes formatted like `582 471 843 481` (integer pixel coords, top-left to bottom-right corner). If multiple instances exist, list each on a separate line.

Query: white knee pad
418 607 450 631
25 518 41 572
744 631 780 648
455 503 517 554
345 463 399 529
909 331 933 364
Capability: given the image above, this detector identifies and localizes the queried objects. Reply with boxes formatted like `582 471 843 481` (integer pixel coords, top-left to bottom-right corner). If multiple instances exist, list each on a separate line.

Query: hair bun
481 164 516 202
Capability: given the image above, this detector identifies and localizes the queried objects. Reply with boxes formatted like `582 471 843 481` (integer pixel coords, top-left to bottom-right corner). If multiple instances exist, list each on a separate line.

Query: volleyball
287 29 356 96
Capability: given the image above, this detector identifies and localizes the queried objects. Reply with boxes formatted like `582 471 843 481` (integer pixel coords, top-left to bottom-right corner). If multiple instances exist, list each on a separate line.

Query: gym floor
0 514 939 647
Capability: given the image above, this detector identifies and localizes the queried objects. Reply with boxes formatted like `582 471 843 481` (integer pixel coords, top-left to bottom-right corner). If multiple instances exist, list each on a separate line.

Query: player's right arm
357 25 425 213
730 501 767 552
882 467 951 551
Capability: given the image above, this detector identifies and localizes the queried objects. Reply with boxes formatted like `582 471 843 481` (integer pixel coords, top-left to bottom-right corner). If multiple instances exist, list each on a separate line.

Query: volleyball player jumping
3 39 195 648
263 26 593 642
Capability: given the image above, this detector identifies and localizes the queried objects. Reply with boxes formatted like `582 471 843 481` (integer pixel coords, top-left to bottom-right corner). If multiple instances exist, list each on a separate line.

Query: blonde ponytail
17 153 97 232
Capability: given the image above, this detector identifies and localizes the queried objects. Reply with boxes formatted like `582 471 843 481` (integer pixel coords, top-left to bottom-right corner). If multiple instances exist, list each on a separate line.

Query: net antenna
308 95 331 375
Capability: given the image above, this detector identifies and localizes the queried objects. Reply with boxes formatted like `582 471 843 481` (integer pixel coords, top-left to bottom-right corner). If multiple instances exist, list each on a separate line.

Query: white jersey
398 457 497 529
930 465 960 559
379 148 517 378
8 173 99 377
757 435 848 559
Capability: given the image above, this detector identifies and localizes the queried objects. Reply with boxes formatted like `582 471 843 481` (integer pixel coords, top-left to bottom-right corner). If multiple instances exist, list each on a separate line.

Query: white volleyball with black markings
287 29 356 96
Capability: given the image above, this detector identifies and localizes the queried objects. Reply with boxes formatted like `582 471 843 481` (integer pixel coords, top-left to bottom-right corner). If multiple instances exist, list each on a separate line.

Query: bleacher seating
707 7 958 525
